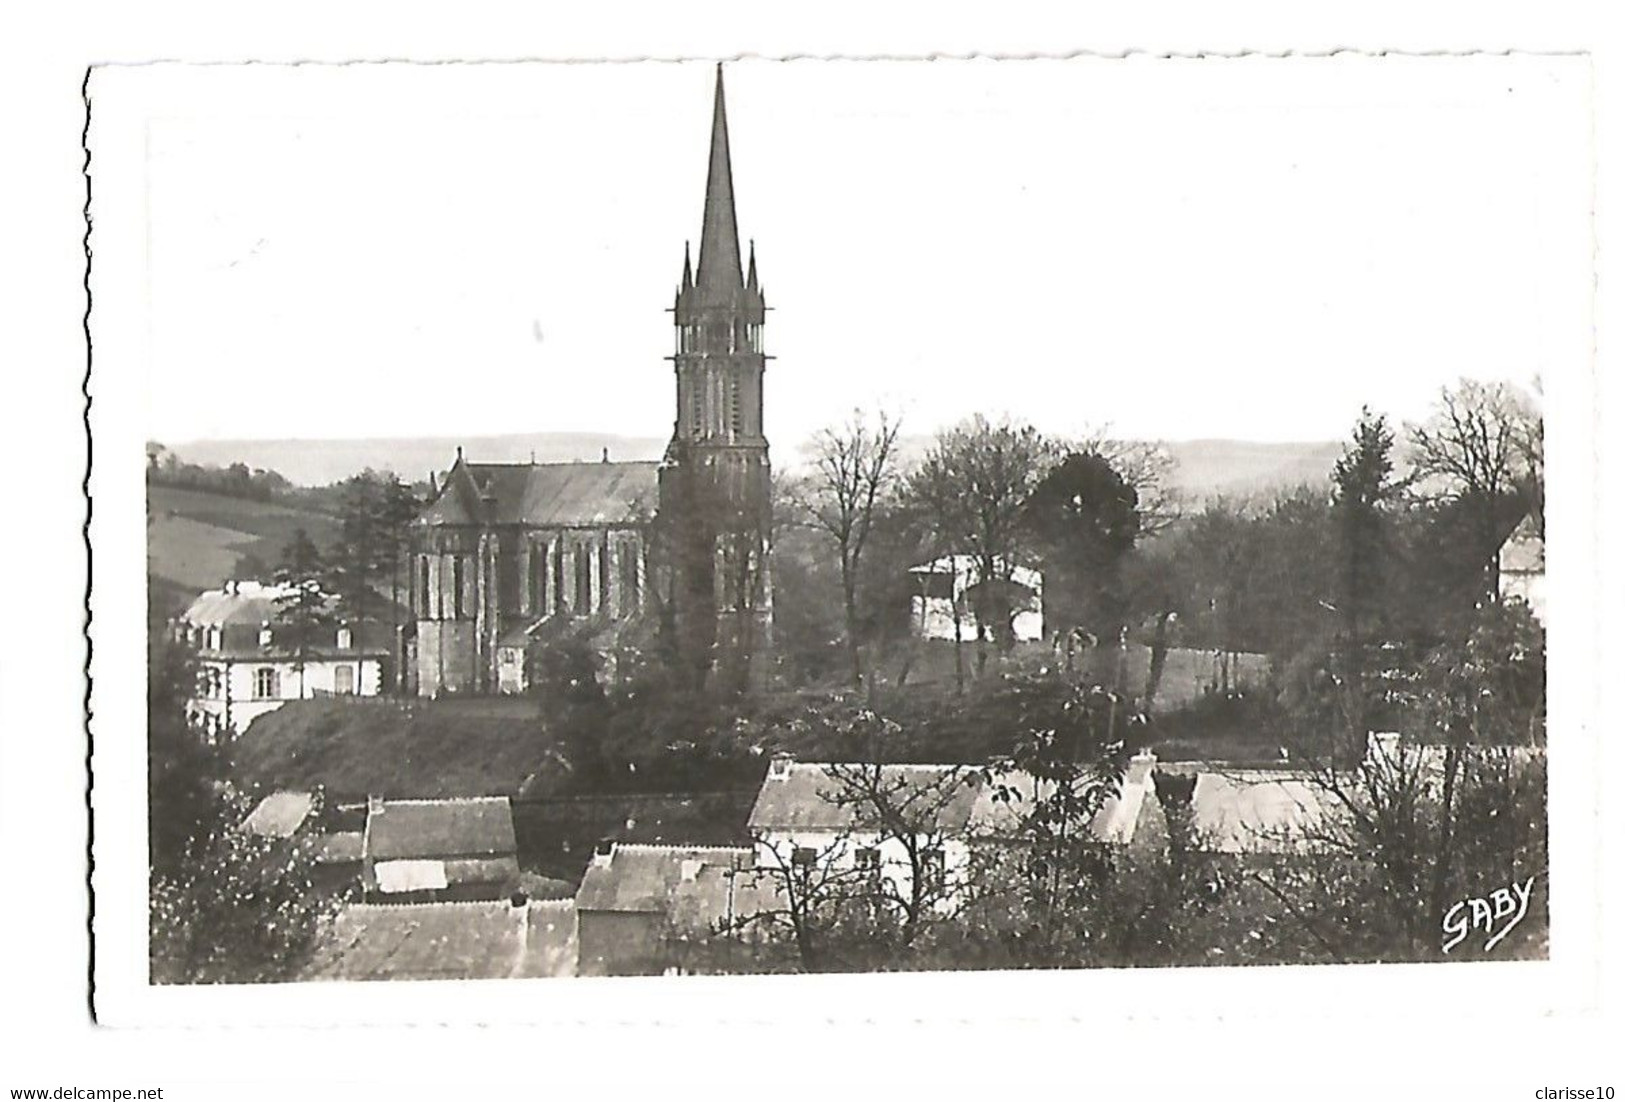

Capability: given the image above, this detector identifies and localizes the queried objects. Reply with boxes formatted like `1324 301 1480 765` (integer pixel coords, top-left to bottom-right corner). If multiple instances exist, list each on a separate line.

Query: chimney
601 446 610 464
768 754 793 781
367 794 385 817
591 838 614 868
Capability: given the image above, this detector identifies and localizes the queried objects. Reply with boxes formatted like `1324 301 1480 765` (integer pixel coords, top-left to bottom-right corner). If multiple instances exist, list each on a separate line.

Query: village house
1498 510 1546 623
573 842 756 976
173 580 389 740
746 752 1163 909
360 795 520 904
908 555 1045 644
303 897 577 982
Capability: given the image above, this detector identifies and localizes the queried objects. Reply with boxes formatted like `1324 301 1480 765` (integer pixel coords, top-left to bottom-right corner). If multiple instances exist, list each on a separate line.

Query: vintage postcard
86 53 1598 1026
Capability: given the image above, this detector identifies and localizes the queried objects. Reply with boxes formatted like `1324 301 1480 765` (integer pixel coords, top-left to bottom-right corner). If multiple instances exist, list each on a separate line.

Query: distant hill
168 431 1341 498
146 483 341 614
169 433 667 488
1161 439 1341 499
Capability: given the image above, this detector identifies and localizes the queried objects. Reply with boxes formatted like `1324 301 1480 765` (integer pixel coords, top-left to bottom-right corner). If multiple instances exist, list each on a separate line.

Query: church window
530 544 546 614
574 543 592 612
453 556 466 619
253 668 280 700
419 557 430 616
619 539 641 613
598 538 611 613
334 665 354 695
551 541 565 614
729 377 743 437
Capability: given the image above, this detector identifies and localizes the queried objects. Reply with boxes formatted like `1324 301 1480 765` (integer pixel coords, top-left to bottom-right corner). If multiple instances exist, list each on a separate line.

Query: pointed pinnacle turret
694 64 744 302
682 241 694 287
746 239 758 292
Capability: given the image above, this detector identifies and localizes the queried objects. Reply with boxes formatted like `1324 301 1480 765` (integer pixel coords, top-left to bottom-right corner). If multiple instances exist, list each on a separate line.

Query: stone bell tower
658 65 773 690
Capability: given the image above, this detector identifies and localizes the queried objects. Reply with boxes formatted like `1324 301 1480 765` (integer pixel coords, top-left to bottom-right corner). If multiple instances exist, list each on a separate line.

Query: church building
410 67 773 696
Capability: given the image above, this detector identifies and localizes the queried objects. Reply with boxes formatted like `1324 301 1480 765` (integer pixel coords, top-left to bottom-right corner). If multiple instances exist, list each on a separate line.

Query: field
147 483 342 613
874 639 1269 711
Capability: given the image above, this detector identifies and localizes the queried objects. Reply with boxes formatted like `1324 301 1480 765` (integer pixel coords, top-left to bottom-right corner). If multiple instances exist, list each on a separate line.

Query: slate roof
969 754 1160 845
303 899 577 981
364 797 517 861
747 761 985 834
242 791 315 839
1183 769 1330 855
315 831 363 864
417 459 659 529
575 844 753 914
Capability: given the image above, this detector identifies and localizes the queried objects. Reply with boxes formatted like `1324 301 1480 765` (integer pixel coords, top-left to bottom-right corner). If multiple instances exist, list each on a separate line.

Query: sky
114 55 1588 448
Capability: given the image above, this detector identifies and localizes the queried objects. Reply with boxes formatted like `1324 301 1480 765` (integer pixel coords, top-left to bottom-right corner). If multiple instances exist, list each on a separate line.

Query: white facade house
746 758 984 911
173 580 389 740
908 555 1045 644
1498 512 1545 624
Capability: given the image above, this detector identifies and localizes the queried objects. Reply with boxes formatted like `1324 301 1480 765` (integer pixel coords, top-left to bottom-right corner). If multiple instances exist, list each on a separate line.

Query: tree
273 528 334 701
795 408 904 689
148 633 220 877
149 783 338 983
983 673 1145 962
907 415 1056 671
1272 599 1548 960
1024 450 1141 639
1331 407 1399 735
1408 379 1538 600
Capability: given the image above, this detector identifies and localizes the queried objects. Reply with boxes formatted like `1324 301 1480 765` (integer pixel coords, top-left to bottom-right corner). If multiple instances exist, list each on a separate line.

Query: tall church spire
695 65 744 300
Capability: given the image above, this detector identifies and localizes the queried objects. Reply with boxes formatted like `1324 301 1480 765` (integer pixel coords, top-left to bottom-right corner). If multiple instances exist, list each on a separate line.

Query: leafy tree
149 784 338 983
1025 450 1141 640
907 415 1057 677
984 673 1145 961
148 633 220 877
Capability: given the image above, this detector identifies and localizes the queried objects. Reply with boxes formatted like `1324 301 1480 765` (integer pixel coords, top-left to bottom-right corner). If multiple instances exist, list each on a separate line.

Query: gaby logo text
1441 876 1536 954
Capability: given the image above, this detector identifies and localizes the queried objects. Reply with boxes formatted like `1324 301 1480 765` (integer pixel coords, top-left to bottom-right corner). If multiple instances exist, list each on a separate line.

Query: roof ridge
377 796 511 807
610 842 752 855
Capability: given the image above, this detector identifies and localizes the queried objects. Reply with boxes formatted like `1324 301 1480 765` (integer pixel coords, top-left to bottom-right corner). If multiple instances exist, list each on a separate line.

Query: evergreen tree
273 527 334 700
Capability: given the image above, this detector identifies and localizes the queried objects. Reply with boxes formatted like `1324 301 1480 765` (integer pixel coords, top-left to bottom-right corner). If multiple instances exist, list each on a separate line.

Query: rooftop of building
364 796 517 862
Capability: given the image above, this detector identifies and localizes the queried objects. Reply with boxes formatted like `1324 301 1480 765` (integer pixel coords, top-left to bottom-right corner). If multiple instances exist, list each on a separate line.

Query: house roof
1499 512 1545 575
242 791 315 839
575 844 753 914
417 459 659 529
315 831 363 864
302 899 577 981
364 797 517 861
1184 769 1331 854
968 754 1160 845
909 555 1042 591
747 761 985 834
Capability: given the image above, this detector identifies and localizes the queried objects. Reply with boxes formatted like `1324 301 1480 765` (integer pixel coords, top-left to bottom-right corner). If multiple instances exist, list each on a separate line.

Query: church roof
694 65 744 303
417 459 659 529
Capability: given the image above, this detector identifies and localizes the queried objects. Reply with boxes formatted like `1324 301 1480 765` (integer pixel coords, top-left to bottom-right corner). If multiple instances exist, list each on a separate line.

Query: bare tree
1407 379 1537 599
821 759 984 947
795 409 904 689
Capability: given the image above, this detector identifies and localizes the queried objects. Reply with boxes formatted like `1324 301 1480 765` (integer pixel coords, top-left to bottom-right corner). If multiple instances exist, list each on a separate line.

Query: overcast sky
117 56 1587 448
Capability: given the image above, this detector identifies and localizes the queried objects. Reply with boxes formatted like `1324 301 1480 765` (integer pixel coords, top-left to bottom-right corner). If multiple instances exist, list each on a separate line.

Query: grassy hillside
233 697 564 799
146 483 342 609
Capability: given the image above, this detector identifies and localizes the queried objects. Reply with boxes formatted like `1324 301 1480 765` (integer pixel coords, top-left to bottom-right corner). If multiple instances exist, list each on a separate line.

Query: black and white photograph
60 31 1613 1082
